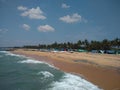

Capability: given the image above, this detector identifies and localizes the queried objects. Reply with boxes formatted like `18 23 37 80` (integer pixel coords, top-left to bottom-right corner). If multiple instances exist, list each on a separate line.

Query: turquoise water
0 51 101 90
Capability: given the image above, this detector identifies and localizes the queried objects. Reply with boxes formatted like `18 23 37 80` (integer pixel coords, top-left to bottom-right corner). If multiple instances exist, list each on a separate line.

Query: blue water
0 51 101 90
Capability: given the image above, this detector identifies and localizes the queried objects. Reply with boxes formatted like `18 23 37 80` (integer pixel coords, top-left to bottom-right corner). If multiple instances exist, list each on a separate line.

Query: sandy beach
11 49 120 90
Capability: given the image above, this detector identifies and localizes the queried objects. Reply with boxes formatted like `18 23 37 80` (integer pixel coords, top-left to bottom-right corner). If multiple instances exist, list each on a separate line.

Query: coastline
11 49 120 90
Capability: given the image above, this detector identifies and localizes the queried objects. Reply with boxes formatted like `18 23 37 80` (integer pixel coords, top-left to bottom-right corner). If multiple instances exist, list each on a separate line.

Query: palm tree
101 39 110 50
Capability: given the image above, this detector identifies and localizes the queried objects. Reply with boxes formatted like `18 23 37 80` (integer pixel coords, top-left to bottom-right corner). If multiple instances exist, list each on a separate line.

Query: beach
11 49 120 90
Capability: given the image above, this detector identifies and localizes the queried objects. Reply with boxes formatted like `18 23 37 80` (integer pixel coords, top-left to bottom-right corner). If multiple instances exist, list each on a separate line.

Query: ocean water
0 51 102 90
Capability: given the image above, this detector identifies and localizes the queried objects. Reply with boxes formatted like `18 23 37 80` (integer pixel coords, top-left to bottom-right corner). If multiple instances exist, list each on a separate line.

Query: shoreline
11 49 120 90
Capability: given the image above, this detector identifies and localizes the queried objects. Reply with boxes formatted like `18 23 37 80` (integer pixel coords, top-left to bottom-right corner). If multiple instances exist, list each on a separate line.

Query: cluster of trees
23 38 120 51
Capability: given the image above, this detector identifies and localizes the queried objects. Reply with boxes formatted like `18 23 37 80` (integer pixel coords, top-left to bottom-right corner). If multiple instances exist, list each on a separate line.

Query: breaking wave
49 73 102 90
0 51 25 58
37 71 54 78
0 51 102 90
18 59 44 64
18 59 56 69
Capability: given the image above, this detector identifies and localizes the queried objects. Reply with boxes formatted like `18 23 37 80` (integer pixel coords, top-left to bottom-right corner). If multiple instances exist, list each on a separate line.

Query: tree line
23 38 120 51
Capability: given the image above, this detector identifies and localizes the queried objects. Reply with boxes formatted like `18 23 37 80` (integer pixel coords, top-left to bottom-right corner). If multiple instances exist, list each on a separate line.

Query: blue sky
0 0 120 47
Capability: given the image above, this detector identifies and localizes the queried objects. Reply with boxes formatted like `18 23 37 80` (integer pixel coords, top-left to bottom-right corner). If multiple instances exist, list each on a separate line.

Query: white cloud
82 18 88 23
0 28 8 33
21 7 46 20
22 24 30 30
17 6 27 11
59 13 82 23
62 3 70 9
37 25 55 32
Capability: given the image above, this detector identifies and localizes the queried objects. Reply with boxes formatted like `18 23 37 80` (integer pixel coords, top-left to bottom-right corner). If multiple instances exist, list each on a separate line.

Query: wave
6 53 25 57
0 51 26 58
49 73 102 90
18 58 57 69
18 59 44 64
1 51 57 69
0 51 8 53
37 71 54 78
46 63 57 69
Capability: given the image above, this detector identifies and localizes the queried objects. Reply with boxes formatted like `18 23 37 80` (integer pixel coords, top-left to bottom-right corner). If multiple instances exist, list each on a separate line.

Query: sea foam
18 59 44 64
0 51 25 58
37 71 54 78
1 51 57 69
18 58 57 69
49 73 102 90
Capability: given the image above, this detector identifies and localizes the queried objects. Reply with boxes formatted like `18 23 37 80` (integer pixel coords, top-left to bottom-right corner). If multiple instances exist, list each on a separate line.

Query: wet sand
11 49 120 90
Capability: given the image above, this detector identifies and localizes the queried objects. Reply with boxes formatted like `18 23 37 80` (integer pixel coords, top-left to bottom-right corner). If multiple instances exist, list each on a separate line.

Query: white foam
18 59 44 64
0 51 7 53
47 63 57 69
37 71 54 78
18 58 57 69
0 51 25 58
6 53 23 57
0 51 58 69
49 73 102 90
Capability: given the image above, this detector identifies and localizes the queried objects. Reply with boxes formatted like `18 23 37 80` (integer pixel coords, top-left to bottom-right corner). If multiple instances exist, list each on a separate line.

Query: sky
0 0 120 47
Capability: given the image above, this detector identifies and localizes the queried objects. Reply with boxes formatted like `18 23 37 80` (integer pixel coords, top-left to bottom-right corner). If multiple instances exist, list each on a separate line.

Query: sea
0 51 102 90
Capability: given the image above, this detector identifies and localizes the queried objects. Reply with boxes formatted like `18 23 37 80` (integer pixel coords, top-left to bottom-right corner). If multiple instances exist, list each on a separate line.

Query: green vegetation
23 38 120 51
